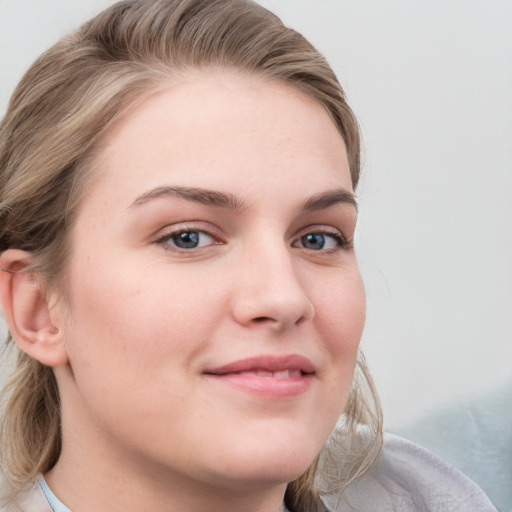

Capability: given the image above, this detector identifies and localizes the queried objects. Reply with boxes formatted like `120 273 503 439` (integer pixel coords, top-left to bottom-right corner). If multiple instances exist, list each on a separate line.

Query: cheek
63 256 224 374
316 268 366 352
59 262 222 432
313 268 365 400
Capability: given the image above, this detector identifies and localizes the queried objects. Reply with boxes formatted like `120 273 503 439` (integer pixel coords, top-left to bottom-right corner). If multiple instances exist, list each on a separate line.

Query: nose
230 244 315 331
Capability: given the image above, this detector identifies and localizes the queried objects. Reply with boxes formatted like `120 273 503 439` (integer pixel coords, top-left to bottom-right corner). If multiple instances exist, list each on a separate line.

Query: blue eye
164 230 214 249
296 232 344 251
301 233 327 250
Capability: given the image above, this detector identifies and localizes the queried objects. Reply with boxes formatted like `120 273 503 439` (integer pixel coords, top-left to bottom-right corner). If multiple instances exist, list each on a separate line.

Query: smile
203 355 316 398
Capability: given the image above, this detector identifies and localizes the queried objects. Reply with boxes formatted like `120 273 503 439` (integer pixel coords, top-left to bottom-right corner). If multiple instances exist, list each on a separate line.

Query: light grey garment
322 434 497 512
395 376 512 512
1 435 496 511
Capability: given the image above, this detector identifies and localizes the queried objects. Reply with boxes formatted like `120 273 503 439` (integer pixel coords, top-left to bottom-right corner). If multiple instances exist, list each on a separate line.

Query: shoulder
321 433 497 512
395 377 512 511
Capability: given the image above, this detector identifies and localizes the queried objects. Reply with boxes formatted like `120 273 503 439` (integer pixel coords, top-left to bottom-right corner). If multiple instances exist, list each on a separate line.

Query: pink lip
203 355 315 398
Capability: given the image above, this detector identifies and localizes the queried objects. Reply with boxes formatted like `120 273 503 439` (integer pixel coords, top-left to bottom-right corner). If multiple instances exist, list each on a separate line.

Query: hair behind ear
0 350 61 493
0 250 64 493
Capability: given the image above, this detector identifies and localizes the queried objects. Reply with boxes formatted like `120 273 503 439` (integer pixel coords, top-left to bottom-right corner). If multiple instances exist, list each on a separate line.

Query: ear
0 249 68 367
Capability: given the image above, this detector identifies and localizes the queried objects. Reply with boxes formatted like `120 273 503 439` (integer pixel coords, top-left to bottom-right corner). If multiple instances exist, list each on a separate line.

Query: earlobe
0 249 68 367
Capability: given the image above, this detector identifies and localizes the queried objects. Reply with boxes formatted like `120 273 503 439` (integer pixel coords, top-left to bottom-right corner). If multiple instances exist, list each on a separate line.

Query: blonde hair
0 0 382 509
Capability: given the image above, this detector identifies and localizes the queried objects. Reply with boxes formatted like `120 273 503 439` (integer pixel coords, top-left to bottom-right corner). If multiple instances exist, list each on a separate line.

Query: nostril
252 316 276 323
251 315 308 327
295 315 308 327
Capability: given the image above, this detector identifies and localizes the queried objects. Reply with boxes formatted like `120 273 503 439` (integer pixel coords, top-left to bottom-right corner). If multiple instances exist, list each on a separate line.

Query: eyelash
154 226 351 254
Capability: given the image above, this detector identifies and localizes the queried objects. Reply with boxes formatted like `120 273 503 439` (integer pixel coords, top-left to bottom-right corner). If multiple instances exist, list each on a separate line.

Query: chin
211 416 335 486
207 429 322 490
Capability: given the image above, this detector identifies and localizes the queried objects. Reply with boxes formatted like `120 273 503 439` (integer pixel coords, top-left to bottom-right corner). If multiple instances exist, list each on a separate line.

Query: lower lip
204 372 314 398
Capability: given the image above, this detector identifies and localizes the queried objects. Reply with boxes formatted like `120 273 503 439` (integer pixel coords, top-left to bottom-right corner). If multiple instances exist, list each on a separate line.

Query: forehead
86 71 351 208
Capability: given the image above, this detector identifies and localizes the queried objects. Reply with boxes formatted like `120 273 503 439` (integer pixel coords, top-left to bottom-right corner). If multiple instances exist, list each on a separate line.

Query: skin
4 71 365 512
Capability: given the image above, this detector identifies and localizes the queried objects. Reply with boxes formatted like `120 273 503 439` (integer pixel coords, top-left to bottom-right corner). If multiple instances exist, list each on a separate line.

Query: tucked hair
0 1 382 510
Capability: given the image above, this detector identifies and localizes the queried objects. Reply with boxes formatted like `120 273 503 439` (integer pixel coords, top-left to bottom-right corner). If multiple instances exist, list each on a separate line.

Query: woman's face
53 72 365 492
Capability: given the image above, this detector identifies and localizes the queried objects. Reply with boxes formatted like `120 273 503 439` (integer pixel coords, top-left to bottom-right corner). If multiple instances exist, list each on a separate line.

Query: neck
45 462 287 512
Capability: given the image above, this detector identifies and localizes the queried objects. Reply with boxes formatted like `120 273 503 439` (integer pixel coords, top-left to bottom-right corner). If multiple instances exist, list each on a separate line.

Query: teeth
239 370 301 378
255 370 273 377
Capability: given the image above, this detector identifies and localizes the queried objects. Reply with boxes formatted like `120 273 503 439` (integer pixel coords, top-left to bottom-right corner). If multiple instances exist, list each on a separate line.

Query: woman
0 1 496 511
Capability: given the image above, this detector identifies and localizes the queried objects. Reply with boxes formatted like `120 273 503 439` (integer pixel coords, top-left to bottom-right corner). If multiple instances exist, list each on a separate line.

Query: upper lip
204 354 316 375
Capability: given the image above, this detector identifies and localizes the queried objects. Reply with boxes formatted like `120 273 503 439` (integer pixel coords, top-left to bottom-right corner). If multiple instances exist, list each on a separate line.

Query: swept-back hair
0 1 382 510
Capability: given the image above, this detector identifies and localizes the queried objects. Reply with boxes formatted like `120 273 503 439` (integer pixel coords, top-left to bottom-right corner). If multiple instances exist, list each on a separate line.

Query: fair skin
0 71 365 512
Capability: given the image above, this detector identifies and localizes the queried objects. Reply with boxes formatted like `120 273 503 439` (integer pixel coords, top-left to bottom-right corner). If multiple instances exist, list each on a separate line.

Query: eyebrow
129 185 246 211
300 189 358 213
129 185 357 212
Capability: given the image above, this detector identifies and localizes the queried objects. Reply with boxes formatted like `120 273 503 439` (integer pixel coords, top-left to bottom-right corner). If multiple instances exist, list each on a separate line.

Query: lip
203 354 316 398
